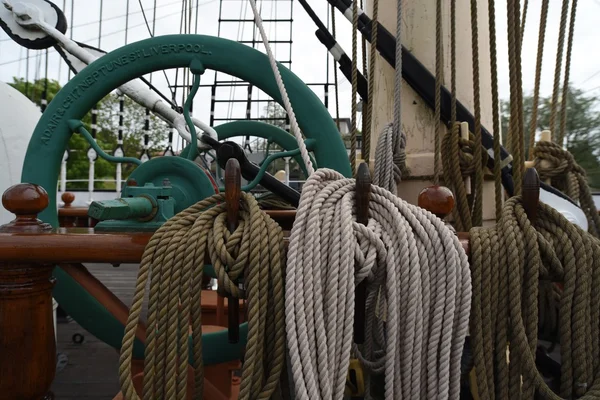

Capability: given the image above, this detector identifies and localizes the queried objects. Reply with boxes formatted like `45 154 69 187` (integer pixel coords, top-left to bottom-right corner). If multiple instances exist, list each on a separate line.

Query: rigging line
0 3 219 68
68 0 74 81
581 69 600 85
0 0 185 40
173 0 187 118
25 48 29 98
57 0 66 80
125 0 130 44
98 0 104 48
138 0 175 102
195 0 200 34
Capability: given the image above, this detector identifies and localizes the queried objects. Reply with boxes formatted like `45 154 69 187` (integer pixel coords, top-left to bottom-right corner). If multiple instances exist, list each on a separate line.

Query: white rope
248 0 314 176
372 0 407 194
286 168 472 400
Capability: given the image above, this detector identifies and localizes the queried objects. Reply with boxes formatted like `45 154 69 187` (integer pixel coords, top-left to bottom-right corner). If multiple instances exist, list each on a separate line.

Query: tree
9 77 168 189
501 87 600 188
258 101 301 177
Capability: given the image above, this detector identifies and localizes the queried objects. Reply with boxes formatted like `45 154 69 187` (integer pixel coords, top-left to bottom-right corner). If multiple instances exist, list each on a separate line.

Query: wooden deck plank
51 263 139 399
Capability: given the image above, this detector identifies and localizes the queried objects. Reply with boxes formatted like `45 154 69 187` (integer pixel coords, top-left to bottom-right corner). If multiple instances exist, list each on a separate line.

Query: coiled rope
469 196 600 399
285 168 472 400
372 0 407 195
533 141 600 237
118 193 286 399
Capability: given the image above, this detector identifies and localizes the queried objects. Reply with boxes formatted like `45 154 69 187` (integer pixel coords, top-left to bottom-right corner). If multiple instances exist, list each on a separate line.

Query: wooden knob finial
61 192 75 207
418 185 455 219
0 183 52 233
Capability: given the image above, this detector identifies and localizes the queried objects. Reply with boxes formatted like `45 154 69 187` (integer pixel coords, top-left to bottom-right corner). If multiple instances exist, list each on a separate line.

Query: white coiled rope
249 2 472 399
286 168 472 400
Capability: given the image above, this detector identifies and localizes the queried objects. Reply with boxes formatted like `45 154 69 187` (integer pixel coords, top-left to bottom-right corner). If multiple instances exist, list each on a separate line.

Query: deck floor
51 263 140 400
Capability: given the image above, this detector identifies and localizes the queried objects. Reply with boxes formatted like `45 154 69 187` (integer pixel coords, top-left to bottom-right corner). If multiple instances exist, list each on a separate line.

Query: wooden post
0 183 56 400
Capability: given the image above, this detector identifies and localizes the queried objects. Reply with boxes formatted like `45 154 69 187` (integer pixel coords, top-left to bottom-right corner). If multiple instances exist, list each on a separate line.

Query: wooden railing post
0 183 56 400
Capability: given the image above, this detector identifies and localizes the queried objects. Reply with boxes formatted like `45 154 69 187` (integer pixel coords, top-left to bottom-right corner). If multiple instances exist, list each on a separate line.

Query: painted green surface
181 120 317 176
21 35 349 365
89 197 155 220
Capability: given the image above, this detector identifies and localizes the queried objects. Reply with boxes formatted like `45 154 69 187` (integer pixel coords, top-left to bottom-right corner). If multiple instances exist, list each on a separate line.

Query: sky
0 0 599 151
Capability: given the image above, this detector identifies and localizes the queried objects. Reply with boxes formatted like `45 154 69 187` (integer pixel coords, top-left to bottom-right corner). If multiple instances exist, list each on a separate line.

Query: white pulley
0 0 66 49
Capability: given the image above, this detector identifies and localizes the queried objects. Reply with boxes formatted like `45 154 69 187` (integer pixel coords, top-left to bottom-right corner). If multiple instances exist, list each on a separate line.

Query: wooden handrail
0 227 471 264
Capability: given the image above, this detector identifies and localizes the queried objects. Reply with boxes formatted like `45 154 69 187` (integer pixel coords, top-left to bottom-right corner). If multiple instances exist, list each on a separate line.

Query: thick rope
533 141 600 238
363 0 379 166
442 128 489 231
331 5 341 135
557 0 579 146
527 0 550 160
285 168 472 400
248 0 314 176
548 0 571 140
520 0 529 45
469 196 600 399
506 0 525 196
433 0 443 185
469 0 483 226
373 0 407 194
118 193 285 400
487 0 504 220
350 0 359 175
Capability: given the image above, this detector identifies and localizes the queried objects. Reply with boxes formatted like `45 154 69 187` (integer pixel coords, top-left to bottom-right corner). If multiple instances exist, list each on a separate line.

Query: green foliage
501 87 600 188
9 77 168 189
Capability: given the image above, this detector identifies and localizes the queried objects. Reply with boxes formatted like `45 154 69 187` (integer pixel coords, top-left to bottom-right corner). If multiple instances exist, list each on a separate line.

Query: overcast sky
1 0 599 150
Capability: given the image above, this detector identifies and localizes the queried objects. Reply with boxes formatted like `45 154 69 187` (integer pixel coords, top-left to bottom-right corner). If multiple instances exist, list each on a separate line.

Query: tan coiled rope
533 141 600 238
118 193 285 399
469 196 600 399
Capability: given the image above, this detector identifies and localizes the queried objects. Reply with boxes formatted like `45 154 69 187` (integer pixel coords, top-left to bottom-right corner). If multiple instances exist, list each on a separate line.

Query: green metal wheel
21 34 350 365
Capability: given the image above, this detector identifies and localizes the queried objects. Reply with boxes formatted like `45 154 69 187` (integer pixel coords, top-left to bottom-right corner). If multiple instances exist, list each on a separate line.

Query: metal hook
354 162 371 344
225 158 241 343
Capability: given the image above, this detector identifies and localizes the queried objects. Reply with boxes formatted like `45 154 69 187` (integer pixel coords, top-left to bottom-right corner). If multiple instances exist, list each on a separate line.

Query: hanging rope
487 0 504 220
557 0 579 146
350 0 359 175
432 0 443 186
527 0 550 160
506 0 525 196
442 130 488 231
331 5 341 133
533 141 600 238
248 0 313 176
372 0 407 194
118 193 286 400
548 0 571 141
469 196 600 399
285 168 471 400
442 0 471 227
520 0 529 46
363 0 379 166
469 0 484 226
